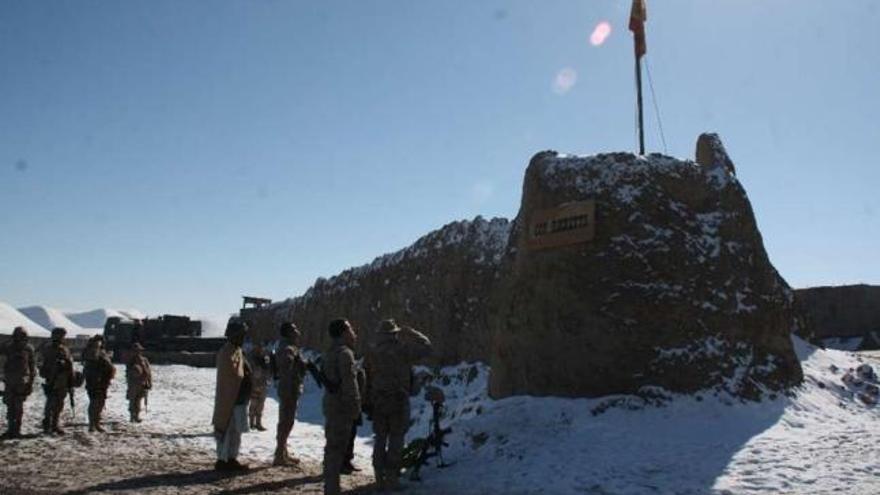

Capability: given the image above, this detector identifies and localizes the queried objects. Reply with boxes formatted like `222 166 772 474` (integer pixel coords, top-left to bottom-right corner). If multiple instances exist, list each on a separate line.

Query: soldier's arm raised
401 327 432 362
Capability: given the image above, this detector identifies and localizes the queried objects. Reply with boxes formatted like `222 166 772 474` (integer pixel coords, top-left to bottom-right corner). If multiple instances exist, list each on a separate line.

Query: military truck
104 314 225 362
236 296 284 344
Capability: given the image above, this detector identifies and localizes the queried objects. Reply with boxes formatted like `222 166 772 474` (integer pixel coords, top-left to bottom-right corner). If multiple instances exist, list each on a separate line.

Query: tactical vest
369 339 412 399
3 344 34 386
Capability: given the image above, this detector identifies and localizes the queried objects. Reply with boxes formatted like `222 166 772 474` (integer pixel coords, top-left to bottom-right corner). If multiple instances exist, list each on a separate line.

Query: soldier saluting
40 327 74 436
364 319 432 491
82 335 116 432
322 318 361 495
2 327 37 439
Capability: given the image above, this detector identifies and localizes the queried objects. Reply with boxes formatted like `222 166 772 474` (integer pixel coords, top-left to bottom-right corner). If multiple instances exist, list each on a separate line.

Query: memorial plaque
527 200 596 250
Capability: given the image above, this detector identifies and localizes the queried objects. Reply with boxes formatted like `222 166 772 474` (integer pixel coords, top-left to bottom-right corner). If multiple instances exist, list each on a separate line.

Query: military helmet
12 326 27 339
225 321 248 338
379 319 400 334
131 342 144 351
279 322 300 338
51 327 67 338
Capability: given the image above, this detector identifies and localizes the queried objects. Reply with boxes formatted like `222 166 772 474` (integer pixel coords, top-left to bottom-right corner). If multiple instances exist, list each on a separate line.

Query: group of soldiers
4 317 432 494
1 325 153 438
211 317 432 494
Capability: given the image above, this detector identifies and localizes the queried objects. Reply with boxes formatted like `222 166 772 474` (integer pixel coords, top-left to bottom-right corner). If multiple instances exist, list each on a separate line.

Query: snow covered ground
2 336 879 494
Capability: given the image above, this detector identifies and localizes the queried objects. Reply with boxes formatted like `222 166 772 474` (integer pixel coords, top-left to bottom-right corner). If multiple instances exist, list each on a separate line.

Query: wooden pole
635 55 645 156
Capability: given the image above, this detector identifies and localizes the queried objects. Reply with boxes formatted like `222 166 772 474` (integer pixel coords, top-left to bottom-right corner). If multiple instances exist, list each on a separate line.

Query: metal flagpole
635 56 645 156
629 0 647 156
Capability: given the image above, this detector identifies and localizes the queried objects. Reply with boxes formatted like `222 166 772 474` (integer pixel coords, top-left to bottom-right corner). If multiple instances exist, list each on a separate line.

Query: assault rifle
402 387 453 481
300 355 341 393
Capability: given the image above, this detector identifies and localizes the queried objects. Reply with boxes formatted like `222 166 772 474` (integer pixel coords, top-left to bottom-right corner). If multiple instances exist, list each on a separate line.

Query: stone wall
253 134 804 400
795 285 880 339
488 135 803 399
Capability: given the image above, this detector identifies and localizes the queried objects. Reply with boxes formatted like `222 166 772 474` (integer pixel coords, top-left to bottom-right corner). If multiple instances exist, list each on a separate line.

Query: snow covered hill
0 301 49 335
18 305 86 335
403 336 880 494
65 308 138 329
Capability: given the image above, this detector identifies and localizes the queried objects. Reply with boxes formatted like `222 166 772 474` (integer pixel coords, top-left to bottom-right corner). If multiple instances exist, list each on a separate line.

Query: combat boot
273 447 300 466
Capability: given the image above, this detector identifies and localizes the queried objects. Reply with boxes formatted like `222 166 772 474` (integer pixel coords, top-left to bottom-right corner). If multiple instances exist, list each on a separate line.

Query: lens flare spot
590 21 612 46
553 68 578 95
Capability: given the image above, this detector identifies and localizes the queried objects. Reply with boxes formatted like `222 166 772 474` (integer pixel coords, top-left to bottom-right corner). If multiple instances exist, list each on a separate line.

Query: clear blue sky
1 0 878 321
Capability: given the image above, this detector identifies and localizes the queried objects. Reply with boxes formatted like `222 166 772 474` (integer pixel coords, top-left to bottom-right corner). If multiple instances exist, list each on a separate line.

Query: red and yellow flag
629 0 647 58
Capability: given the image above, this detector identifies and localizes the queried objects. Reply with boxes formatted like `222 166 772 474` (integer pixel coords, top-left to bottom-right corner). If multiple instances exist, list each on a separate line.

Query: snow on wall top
537 150 735 197
295 216 511 302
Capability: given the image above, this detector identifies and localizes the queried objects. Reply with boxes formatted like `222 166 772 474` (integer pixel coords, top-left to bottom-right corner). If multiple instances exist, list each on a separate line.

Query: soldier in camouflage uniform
322 318 361 495
274 322 307 466
2 327 36 439
126 343 152 423
247 341 271 431
364 319 432 491
40 327 74 435
82 335 116 432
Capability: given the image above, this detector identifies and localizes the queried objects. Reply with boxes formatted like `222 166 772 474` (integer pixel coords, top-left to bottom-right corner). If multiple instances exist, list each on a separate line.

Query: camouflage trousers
371 397 410 485
323 410 352 495
275 391 300 451
249 390 267 428
3 392 26 436
129 390 147 420
87 388 108 428
42 387 67 432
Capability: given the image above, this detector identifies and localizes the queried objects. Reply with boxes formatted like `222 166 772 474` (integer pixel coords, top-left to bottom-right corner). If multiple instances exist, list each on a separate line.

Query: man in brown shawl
212 320 252 472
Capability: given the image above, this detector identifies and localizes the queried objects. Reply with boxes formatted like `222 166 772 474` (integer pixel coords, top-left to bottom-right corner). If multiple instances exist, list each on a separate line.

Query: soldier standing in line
364 319 432 491
341 362 366 475
40 327 74 436
212 321 252 472
82 335 116 432
322 318 361 495
126 343 152 423
2 327 36 439
247 341 271 431
274 322 307 466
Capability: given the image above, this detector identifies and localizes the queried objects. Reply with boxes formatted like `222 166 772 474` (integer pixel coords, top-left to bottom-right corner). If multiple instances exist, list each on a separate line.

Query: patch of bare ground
0 421 374 495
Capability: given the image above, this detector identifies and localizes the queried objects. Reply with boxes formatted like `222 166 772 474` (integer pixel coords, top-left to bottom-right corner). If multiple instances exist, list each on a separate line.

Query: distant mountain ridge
0 302 49 335
19 305 85 335
0 303 145 335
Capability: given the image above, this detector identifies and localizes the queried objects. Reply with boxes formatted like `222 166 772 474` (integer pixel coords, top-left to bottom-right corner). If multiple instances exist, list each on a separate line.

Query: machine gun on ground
402 386 453 481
